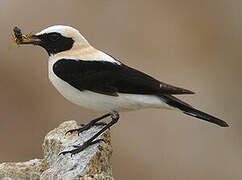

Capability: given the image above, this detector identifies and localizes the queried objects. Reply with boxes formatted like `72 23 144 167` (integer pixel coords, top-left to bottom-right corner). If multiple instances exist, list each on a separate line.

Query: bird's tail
160 95 229 127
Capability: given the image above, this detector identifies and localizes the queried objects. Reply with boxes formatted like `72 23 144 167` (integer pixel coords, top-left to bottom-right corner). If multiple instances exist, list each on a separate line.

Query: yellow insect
11 26 32 45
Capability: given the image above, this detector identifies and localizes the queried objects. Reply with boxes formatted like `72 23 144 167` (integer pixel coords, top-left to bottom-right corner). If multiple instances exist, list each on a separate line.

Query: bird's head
19 25 89 56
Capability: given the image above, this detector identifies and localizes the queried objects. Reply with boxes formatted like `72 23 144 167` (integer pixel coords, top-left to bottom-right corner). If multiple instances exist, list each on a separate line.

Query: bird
17 25 229 155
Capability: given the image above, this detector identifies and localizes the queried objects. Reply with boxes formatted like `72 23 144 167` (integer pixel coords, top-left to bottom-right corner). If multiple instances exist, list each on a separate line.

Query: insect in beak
12 26 40 45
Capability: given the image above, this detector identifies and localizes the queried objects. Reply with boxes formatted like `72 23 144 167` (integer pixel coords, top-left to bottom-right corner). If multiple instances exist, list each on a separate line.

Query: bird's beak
19 35 41 45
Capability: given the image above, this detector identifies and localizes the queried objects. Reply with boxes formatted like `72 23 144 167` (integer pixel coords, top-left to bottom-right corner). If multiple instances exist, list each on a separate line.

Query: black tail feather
183 107 229 127
161 95 229 127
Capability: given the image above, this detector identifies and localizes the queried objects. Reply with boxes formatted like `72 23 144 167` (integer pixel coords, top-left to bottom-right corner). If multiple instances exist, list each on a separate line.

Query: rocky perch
0 120 114 180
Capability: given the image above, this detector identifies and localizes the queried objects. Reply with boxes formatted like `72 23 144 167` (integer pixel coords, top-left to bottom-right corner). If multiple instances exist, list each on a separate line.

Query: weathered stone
0 120 114 180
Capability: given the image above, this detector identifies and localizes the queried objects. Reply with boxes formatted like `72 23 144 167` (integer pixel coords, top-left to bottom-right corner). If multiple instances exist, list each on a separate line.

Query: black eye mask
37 32 74 55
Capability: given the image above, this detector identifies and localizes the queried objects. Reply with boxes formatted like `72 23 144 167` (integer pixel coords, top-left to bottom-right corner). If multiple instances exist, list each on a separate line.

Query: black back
53 59 194 96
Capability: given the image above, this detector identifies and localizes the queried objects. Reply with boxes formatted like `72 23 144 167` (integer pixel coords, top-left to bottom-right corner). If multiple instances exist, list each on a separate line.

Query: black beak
19 35 41 45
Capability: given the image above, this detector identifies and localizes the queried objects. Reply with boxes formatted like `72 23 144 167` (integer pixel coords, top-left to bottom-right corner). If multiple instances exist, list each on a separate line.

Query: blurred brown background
0 0 241 179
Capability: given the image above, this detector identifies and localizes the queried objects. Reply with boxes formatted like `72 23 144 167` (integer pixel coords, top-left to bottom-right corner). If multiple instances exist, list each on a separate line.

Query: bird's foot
65 122 107 136
61 112 119 156
59 139 105 156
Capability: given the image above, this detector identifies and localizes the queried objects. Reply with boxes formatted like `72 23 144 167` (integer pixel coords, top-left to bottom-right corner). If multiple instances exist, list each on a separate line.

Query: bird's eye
48 33 60 42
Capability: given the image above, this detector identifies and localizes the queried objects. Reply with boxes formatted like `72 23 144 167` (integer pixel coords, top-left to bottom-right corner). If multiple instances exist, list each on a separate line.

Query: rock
0 159 47 180
0 120 114 180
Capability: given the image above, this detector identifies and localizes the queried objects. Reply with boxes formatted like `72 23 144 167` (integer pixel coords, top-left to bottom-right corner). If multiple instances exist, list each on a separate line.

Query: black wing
53 59 194 96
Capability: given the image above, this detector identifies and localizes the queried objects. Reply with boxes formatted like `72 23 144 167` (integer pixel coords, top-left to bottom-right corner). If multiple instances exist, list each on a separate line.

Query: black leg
65 113 111 135
59 112 119 156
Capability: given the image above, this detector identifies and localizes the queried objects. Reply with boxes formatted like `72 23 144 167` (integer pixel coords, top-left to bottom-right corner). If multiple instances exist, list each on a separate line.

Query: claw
65 124 91 136
59 149 73 156
73 145 80 148
59 139 105 156
66 122 107 136
65 128 79 136
94 122 107 126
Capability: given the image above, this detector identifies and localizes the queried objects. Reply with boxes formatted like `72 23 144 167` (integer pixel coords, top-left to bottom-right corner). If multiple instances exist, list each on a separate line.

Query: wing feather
53 59 194 96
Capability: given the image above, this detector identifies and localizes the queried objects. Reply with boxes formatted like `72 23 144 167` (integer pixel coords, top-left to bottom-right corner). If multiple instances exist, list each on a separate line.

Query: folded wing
53 59 194 96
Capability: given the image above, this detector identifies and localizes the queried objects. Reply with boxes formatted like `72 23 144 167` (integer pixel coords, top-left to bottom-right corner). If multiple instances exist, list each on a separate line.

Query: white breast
48 56 172 112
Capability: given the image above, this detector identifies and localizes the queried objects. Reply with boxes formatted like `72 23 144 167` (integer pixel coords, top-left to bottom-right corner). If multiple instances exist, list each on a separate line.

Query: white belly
48 57 172 112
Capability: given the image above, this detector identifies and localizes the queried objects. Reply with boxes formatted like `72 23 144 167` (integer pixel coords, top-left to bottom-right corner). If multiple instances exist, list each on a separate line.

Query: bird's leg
60 112 119 156
65 113 111 135
80 122 107 127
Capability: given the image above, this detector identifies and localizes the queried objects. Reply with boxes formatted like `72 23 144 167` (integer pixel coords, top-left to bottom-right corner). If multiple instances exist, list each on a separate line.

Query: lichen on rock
0 120 114 180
